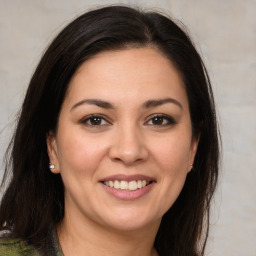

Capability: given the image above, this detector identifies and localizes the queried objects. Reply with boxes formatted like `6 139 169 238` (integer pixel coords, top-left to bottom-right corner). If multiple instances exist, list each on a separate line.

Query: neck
57 207 160 256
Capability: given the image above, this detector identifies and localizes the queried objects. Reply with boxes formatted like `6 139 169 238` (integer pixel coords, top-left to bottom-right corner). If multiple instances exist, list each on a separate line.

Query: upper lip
100 174 156 182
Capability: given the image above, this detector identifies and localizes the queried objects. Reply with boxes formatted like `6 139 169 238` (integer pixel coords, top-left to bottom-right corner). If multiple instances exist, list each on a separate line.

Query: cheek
151 133 192 174
150 137 191 214
56 130 108 176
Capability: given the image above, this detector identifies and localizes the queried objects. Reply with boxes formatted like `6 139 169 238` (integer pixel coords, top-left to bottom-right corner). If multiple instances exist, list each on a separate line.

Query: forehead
64 48 188 109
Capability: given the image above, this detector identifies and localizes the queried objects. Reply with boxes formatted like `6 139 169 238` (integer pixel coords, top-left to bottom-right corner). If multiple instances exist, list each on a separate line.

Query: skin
47 47 199 256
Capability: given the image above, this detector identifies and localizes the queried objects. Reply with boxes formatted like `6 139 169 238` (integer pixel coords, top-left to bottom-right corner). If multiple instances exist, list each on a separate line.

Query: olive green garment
0 229 64 256
0 238 41 255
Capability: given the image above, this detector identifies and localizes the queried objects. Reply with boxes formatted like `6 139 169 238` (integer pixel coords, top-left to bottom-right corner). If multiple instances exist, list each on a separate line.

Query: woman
0 5 219 256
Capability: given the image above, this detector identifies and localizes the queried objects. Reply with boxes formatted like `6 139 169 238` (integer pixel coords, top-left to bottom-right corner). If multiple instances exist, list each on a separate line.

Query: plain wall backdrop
0 0 255 255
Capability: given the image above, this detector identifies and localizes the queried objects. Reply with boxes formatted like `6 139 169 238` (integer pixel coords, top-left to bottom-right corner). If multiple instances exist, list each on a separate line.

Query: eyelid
145 114 177 126
79 113 176 127
80 114 112 126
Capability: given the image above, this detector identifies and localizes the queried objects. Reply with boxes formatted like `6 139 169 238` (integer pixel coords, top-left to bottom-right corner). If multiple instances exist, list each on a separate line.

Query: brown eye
89 117 103 125
81 115 109 127
146 115 176 126
152 116 164 125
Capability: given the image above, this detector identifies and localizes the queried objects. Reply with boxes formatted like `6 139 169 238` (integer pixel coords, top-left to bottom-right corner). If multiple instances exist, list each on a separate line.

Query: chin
100 209 160 232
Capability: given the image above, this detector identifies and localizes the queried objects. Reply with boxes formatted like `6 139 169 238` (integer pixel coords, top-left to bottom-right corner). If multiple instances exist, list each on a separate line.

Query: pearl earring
49 163 55 170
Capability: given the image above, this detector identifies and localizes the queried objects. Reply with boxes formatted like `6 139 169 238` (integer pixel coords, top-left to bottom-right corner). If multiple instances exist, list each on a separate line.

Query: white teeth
114 180 120 189
129 181 137 190
137 180 142 188
103 180 149 191
120 181 128 190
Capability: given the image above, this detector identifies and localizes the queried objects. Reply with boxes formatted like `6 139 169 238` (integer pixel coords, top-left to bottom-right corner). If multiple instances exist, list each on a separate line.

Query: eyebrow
142 98 183 110
71 99 114 111
71 97 183 111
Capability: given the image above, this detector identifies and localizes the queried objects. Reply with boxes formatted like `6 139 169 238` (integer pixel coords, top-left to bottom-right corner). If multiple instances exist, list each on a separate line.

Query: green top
0 238 41 255
0 230 64 256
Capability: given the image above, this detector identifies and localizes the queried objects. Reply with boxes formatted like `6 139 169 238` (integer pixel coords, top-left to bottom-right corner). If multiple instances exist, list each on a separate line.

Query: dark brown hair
0 5 219 256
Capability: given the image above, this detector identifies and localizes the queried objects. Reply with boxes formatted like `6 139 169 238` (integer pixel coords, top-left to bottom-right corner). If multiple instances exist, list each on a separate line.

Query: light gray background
0 1 255 255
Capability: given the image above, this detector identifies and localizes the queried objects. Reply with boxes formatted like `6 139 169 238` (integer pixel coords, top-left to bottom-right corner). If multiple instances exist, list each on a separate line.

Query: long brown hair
0 5 220 255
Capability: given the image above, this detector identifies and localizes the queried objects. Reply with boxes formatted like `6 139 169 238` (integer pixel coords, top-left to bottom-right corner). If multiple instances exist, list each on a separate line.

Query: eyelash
80 114 110 127
80 114 176 127
145 114 177 126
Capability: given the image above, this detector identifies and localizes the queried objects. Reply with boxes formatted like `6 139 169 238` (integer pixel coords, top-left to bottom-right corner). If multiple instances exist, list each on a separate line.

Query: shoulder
0 237 41 256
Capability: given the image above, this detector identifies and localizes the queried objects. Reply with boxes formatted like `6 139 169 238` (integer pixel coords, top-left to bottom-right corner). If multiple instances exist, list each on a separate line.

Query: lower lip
101 182 155 200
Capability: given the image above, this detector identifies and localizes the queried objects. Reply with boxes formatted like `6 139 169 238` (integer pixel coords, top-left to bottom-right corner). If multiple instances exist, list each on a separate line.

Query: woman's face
47 48 198 232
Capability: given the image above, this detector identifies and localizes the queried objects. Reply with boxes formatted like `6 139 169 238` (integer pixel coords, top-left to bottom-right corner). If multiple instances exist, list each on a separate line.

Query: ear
46 131 60 174
188 134 200 172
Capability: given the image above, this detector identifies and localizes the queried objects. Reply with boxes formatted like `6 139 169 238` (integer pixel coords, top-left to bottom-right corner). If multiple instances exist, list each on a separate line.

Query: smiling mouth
102 180 152 191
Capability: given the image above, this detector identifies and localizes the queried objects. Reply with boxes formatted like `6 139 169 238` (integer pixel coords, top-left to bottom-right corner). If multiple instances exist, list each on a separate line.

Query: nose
108 125 149 165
